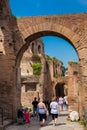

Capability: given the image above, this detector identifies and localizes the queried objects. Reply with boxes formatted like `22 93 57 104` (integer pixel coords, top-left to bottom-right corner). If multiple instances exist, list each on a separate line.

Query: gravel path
5 111 84 130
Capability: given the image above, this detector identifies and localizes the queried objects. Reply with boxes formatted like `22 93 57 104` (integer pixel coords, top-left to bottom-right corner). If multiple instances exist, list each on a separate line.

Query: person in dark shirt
17 106 24 125
32 97 38 118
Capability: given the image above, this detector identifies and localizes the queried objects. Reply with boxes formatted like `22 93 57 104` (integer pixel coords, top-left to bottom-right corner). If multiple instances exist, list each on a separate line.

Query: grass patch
80 119 86 126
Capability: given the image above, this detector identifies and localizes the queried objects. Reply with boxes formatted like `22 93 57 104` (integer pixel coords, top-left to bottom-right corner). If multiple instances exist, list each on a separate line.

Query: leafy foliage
62 66 68 76
46 55 60 63
68 61 78 65
32 63 42 75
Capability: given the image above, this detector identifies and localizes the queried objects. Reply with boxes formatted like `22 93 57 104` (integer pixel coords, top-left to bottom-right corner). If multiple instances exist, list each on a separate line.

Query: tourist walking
37 98 48 126
24 107 30 124
17 106 25 125
58 96 64 111
32 97 38 118
63 95 68 110
50 97 60 126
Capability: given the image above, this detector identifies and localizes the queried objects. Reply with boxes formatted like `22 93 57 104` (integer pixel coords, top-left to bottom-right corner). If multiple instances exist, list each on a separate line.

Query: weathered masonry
0 0 87 119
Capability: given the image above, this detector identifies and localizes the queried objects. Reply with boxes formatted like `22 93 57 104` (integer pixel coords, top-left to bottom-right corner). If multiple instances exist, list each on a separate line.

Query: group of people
17 107 30 125
58 96 68 111
31 97 60 126
17 95 68 127
31 96 68 126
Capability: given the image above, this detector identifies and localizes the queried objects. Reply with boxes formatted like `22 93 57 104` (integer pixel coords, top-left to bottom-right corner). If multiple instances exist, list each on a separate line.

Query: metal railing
0 107 4 125
0 100 13 125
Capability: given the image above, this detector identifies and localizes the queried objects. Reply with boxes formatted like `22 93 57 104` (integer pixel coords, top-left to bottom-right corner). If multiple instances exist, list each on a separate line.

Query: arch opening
16 30 79 67
15 30 79 110
55 83 65 98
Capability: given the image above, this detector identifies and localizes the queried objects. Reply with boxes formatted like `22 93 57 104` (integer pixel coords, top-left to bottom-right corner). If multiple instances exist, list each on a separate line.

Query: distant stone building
20 38 63 105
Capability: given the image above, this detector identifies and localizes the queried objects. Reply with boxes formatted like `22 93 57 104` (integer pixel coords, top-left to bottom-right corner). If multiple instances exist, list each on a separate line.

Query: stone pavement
5 111 84 130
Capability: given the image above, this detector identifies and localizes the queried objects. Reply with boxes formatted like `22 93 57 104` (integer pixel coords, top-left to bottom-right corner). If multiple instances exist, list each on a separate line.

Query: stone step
0 119 13 130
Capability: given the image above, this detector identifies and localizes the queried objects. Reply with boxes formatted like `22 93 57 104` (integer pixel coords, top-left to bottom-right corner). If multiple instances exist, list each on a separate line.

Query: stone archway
1 2 87 119
55 83 65 97
15 15 87 118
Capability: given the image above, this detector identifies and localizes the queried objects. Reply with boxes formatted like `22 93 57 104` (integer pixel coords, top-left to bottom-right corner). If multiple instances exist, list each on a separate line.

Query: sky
9 0 87 67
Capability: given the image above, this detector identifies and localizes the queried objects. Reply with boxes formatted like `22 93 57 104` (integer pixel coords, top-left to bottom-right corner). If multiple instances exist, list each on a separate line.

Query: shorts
39 113 47 121
33 108 37 114
51 114 58 120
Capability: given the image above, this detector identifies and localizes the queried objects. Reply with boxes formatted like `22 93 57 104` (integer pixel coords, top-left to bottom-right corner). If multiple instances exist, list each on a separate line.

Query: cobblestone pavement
5 111 84 130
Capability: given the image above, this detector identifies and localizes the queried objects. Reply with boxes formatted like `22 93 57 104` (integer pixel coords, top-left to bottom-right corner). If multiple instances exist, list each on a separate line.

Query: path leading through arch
6 111 83 130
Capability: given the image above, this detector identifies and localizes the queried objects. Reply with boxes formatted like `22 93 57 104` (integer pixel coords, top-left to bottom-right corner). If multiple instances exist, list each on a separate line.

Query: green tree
32 63 42 75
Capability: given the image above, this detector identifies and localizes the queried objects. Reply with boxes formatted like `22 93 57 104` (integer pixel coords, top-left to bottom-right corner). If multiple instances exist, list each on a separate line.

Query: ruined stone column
68 63 79 112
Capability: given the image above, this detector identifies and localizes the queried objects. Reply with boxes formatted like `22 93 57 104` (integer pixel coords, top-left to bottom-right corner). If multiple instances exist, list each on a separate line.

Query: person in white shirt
63 95 68 110
58 96 64 111
50 97 60 126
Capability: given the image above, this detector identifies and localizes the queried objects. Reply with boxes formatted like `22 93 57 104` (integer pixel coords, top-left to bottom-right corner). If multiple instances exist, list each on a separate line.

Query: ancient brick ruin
20 38 63 105
0 0 87 120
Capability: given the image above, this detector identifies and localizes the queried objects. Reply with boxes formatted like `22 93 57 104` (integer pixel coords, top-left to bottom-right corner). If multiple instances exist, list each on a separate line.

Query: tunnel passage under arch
15 30 79 103
55 83 65 98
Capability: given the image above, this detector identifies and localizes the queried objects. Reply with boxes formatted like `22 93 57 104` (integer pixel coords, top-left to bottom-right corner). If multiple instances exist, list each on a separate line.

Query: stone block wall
68 62 79 112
